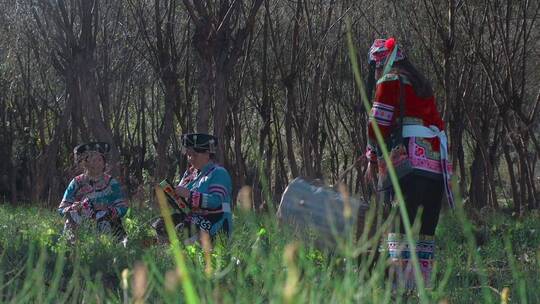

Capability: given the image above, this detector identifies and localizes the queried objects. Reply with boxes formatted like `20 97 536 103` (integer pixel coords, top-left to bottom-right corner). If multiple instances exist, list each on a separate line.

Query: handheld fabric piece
159 179 191 214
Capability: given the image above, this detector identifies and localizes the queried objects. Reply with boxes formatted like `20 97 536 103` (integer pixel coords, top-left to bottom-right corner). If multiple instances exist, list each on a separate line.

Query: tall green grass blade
504 236 527 303
155 186 199 304
44 247 66 303
451 178 493 303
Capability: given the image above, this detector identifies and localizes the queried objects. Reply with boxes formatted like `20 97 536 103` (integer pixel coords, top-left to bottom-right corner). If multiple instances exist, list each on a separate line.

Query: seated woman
58 142 128 243
152 133 233 245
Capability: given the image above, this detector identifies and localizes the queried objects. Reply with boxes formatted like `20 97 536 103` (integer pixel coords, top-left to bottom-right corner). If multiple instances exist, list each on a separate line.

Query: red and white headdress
368 37 405 68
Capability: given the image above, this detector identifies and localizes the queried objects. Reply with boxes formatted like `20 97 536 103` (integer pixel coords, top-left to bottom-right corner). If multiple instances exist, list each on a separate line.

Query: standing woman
58 142 128 243
363 38 454 290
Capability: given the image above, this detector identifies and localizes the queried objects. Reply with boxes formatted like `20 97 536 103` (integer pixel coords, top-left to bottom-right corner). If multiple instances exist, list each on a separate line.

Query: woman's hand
175 186 190 199
68 201 83 212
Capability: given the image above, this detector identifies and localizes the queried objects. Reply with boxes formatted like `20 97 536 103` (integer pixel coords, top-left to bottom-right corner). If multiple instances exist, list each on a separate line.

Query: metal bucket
277 177 370 248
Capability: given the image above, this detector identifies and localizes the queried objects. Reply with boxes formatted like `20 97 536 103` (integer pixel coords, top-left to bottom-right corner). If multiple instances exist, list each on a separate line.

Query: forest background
1 0 539 214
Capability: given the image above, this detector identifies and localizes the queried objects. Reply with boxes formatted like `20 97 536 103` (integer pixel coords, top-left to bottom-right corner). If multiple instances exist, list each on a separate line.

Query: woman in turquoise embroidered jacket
59 142 128 242
152 133 233 244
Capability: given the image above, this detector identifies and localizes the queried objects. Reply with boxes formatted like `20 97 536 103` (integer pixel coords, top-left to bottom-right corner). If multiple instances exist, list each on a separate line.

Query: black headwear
181 133 218 154
73 142 110 162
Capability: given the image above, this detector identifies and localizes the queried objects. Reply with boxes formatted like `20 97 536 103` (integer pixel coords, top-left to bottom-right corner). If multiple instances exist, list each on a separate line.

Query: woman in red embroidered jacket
364 38 453 291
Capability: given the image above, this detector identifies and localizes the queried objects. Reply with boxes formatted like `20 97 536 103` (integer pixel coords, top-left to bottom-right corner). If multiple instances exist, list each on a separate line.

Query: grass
0 202 539 303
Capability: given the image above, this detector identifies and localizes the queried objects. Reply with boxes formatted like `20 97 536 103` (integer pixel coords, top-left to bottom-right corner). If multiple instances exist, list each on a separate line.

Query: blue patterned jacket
178 162 233 236
58 174 128 219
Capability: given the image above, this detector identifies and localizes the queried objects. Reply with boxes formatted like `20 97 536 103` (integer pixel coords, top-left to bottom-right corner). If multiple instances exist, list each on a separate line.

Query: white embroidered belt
402 125 454 208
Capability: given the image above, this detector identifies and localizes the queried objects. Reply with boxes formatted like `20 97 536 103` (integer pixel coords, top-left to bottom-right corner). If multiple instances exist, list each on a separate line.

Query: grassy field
0 202 539 303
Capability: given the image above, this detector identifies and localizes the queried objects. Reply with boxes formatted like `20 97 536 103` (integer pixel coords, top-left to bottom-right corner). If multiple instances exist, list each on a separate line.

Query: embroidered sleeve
58 179 78 216
367 77 400 143
108 179 128 218
189 168 232 210
369 102 395 127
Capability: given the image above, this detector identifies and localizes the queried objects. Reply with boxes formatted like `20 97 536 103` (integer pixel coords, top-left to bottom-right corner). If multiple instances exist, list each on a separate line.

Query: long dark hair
392 58 433 98
366 62 377 100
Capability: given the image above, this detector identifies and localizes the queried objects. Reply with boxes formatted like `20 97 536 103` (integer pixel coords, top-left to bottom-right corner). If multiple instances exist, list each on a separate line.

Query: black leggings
396 174 444 236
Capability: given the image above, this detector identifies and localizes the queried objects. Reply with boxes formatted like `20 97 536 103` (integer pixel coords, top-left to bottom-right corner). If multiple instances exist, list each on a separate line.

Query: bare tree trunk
469 145 487 209
283 77 300 178
137 86 147 184
8 151 17 204
184 0 263 164
214 67 229 164
33 95 74 203
195 59 212 133
76 56 120 174
487 127 500 209
232 108 247 204
273 103 289 199
32 0 120 181
155 76 179 179
502 141 521 214
128 0 183 179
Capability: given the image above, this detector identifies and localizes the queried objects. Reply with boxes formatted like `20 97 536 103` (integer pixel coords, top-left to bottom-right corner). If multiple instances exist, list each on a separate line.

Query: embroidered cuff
369 102 394 127
190 191 201 209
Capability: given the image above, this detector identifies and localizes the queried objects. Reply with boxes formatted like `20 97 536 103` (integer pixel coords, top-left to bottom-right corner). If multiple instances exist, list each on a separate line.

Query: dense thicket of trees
1 0 538 213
